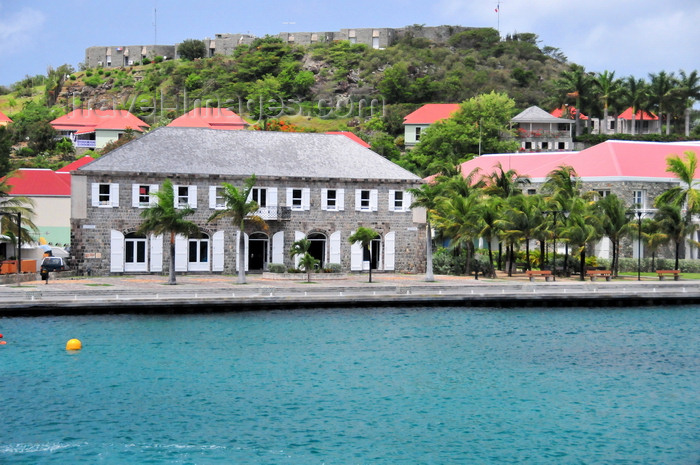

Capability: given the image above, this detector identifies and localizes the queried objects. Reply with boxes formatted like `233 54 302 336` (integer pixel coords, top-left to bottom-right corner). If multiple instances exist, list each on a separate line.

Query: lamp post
636 210 643 281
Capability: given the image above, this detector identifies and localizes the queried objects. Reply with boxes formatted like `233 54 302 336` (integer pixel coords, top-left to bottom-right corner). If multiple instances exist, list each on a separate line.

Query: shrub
268 263 286 273
83 75 102 87
323 263 342 273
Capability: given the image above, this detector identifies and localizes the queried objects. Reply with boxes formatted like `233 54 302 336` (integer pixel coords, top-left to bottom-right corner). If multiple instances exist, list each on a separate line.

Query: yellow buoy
66 338 82 350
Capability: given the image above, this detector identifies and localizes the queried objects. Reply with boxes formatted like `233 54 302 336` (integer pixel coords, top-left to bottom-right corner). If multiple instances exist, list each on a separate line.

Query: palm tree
138 179 200 285
648 71 677 135
639 217 669 272
560 204 602 280
482 162 530 198
594 194 631 277
654 203 696 271
348 226 380 283
207 175 265 284
409 183 442 282
290 238 318 282
656 151 700 224
675 70 700 137
556 64 591 136
495 194 542 271
621 76 649 136
593 70 620 135
476 196 502 277
0 174 38 247
433 191 483 276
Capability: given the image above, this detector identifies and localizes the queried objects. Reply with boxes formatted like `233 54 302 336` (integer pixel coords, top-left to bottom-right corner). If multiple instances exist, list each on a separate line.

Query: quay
1 273 700 316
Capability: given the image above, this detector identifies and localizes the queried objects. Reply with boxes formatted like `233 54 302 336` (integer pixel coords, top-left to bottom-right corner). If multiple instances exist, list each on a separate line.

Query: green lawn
618 271 700 279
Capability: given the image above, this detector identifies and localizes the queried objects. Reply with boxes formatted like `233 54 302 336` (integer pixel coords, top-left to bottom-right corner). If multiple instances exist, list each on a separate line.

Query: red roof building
2 156 94 245
550 105 589 120
0 110 12 126
50 109 149 149
403 104 461 148
167 107 248 130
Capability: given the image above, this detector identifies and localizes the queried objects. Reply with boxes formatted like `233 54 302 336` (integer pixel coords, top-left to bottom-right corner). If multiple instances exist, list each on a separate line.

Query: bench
526 270 553 282
656 270 681 281
586 270 612 282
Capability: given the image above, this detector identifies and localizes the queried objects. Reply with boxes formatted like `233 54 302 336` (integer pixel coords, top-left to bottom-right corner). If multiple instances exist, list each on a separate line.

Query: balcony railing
75 139 97 148
515 129 571 139
249 206 291 221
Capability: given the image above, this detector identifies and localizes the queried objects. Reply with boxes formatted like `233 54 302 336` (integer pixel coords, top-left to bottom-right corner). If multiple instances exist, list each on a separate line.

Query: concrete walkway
1 272 699 315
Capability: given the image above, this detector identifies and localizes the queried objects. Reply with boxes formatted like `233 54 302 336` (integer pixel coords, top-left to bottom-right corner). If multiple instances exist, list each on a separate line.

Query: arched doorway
124 233 147 272
307 232 326 269
248 232 269 271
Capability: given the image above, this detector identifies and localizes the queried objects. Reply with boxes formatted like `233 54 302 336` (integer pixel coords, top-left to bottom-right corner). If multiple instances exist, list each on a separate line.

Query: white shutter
212 230 224 271
272 231 285 264
149 184 159 206
150 234 163 272
188 185 197 208
384 231 396 271
388 190 396 212
355 190 362 211
110 230 124 272
350 231 363 271
235 231 249 271
268 187 278 208
302 188 310 210
321 189 328 210
91 183 99 207
209 186 218 209
370 189 378 211
337 189 345 211
329 231 341 264
404 191 412 212
110 183 119 207
286 187 294 207
175 234 188 271
132 184 140 207
173 184 180 208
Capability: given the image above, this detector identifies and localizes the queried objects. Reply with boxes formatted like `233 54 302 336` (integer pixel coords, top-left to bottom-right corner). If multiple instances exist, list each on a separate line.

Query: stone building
70 128 425 276
511 106 574 152
85 45 176 69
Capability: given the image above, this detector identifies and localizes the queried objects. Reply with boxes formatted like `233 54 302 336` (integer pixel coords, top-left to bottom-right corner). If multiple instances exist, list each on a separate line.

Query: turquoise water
1 306 698 464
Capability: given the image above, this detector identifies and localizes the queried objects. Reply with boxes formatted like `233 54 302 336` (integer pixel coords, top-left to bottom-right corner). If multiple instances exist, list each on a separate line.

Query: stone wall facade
85 45 176 69
71 173 426 276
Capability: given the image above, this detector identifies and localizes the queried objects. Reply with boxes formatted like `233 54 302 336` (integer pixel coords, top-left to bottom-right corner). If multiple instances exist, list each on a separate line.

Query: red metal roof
50 109 149 132
404 104 461 125
0 111 12 123
617 107 658 120
167 107 248 130
325 131 371 148
435 140 700 182
3 169 72 196
56 156 95 173
550 105 589 120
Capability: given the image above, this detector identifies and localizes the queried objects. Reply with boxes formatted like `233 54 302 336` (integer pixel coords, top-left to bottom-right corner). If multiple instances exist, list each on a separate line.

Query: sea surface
1 306 698 464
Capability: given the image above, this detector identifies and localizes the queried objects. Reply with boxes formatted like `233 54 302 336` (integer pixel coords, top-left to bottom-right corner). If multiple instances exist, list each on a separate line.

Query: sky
0 0 698 88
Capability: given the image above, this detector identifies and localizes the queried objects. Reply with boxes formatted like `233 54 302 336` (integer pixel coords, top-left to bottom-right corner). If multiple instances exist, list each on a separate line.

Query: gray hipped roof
79 127 421 181
511 106 571 124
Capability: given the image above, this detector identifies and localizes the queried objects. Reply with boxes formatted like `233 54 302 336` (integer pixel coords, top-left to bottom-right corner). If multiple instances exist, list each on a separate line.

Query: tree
560 202 601 280
621 76 649 136
593 70 620 135
656 151 700 225
434 191 482 276
594 194 631 277
0 126 11 177
289 238 319 282
654 203 695 271
408 183 442 281
0 174 38 247
675 70 700 137
555 64 592 136
348 227 380 283
648 71 676 135
207 175 266 284
177 39 207 61
496 194 542 272
138 179 200 285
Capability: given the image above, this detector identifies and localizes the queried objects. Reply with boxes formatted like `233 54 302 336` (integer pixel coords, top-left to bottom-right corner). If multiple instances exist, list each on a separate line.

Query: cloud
0 6 47 56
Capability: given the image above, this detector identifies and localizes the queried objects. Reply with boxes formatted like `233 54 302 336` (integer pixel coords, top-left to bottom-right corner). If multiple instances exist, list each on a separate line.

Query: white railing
75 140 97 148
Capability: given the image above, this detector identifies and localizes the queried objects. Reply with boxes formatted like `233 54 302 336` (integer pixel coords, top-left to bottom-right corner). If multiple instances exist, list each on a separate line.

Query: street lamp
544 209 569 281
636 210 643 281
